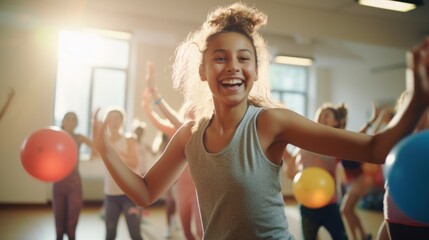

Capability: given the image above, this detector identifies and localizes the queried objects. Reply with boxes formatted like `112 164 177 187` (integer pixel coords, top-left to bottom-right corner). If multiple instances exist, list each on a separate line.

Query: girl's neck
211 102 248 133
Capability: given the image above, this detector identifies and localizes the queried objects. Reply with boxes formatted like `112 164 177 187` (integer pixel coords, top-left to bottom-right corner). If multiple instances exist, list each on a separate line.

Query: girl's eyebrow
211 48 253 54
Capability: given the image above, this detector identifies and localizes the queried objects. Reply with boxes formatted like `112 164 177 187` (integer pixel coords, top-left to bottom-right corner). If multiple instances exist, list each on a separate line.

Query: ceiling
261 0 429 47
87 0 429 48
272 0 429 23
1 0 428 48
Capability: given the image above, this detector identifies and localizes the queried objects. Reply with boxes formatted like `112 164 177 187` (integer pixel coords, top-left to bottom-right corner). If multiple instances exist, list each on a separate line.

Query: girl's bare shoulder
257 107 315 141
258 107 299 125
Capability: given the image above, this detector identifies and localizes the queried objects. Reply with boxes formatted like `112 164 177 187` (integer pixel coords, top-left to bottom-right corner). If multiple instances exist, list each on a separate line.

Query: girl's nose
226 61 240 73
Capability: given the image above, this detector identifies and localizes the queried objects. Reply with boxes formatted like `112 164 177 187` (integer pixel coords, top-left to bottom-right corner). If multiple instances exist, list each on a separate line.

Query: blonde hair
172 2 279 126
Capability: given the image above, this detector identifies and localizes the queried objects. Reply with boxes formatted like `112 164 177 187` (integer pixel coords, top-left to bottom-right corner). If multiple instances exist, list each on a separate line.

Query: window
54 29 131 159
270 63 309 116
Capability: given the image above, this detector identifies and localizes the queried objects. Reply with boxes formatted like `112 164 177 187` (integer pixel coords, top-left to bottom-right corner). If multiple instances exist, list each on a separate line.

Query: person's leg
322 204 348 240
164 187 176 238
65 186 82 240
122 195 143 240
178 197 194 240
105 196 121 240
341 175 371 240
300 205 322 240
376 220 390 240
52 186 66 240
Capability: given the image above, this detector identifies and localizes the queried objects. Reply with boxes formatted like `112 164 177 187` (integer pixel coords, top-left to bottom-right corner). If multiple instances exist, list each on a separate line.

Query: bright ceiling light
274 56 313 66
357 0 423 12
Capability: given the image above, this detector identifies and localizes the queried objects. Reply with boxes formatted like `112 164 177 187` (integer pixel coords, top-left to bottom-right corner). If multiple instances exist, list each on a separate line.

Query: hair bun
208 2 267 36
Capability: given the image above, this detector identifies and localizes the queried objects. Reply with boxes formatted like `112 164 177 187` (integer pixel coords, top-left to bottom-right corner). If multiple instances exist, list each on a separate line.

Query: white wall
322 42 406 131
0 1 412 203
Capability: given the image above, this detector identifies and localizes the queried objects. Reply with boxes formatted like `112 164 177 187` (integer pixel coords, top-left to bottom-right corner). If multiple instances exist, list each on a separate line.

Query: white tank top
104 136 127 196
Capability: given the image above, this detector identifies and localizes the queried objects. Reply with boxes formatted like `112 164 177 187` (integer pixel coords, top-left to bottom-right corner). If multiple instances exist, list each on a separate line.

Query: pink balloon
20 127 78 182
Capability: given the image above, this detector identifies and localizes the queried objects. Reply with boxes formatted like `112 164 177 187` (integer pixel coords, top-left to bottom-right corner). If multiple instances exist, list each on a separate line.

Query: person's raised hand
369 102 381 123
141 88 153 109
91 107 107 155
144 61 156 90
409 37 429 107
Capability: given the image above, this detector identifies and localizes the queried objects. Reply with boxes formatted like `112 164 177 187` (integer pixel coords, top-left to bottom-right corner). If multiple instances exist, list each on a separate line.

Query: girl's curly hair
207 3 267 39
172 2 280 128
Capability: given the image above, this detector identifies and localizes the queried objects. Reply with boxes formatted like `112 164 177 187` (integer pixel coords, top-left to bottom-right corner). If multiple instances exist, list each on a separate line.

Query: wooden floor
0 198 383 240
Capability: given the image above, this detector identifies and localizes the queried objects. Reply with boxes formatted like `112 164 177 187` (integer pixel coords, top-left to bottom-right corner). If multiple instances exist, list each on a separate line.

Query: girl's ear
199 64 207 81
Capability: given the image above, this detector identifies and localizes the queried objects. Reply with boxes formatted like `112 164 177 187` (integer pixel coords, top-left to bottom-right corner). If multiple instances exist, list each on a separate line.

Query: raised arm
142 89 177 138
149 87 182 128
121 137 140 171
359 102 380 134
93 108 190 207
144 61 182 129
77 134 99 159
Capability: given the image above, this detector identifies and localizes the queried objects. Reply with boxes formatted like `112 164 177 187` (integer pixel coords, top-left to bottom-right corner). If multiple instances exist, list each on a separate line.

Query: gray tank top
185 105 295 240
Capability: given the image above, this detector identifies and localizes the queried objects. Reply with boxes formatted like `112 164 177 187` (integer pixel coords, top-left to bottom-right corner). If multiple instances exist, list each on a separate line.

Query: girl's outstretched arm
261 37 429 165
95 118 191 207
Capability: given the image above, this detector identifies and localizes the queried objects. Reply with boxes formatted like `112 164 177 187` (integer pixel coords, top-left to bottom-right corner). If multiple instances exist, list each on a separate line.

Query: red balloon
20 127 78 182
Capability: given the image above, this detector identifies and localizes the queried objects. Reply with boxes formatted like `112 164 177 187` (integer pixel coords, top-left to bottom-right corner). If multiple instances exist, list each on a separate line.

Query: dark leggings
52 171 82 240
300 203 348 240
104 195 143 240
388 222 429 240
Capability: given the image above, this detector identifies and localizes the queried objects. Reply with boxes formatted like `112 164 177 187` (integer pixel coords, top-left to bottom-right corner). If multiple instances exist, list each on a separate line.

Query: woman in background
341 103 388 240
53 112 96 240
93 107 143 240
286 103 348 240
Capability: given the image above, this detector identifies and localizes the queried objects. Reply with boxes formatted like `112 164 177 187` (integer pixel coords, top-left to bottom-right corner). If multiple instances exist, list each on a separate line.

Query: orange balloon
293 167 335 208
20 127 78 182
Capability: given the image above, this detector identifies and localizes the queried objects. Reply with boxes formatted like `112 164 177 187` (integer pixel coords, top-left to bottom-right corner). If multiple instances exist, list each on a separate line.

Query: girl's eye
214 57 226 62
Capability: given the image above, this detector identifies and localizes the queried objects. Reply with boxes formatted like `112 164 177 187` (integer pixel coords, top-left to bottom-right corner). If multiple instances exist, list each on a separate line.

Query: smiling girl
94 3 429 239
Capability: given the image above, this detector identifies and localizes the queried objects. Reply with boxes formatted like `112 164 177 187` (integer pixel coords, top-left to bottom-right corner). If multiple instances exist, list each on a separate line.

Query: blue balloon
386 130 429 224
